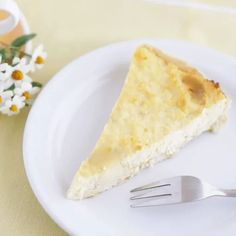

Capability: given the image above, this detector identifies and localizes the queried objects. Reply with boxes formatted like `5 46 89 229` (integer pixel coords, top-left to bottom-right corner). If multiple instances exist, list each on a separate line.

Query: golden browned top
79 45 226 176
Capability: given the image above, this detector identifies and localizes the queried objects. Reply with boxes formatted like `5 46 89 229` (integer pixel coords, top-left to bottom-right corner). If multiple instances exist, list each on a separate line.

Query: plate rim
23 38 236 235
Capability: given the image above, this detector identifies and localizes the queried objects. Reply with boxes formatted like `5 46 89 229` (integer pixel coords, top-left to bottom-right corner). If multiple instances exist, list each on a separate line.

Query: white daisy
30 44 47 71
14 82 40 104
8 57 32 87
0 58 12 89
0 86 13 108
0 95 25 116
0 63 11 79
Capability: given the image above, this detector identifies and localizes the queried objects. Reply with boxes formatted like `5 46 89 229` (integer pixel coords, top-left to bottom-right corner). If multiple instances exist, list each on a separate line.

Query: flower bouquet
0 33 46 115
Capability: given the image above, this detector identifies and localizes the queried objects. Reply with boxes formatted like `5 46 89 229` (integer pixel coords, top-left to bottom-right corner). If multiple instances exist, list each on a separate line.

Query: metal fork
130 176 236 208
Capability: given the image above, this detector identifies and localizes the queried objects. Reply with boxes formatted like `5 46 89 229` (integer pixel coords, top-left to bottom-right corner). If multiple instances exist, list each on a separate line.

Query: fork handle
221 189 236 197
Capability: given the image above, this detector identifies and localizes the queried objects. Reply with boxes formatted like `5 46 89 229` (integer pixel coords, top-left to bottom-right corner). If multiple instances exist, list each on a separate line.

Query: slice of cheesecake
67 45 230 200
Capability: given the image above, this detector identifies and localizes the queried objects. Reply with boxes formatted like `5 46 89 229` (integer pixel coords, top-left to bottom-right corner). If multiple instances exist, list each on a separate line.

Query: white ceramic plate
23 39 236 236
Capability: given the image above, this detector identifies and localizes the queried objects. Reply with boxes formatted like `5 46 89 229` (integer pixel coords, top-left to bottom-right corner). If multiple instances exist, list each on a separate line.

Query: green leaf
32 81 43 88
0 48 6 62
8 48 19 63
6 84 15 91
11 33 36 48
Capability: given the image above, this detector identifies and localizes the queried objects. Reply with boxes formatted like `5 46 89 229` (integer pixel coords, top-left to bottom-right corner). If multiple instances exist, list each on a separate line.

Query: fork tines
130 177 181 208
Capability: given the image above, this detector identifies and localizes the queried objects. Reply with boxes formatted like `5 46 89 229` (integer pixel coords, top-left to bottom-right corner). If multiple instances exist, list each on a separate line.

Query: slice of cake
67 45 230 200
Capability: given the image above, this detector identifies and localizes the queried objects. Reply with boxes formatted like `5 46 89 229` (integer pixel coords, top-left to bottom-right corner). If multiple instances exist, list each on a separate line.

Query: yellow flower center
35 56 44 65
12 70 24 81
0 96 3 104
23 91 32 100
10 104 18 112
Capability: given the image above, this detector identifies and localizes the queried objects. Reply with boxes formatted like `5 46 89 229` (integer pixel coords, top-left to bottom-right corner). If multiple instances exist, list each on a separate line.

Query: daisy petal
12 57 21 65
22 82 32 91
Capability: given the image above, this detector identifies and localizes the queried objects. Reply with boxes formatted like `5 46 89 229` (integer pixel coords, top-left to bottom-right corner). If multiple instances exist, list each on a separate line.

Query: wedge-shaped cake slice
68 45 230 200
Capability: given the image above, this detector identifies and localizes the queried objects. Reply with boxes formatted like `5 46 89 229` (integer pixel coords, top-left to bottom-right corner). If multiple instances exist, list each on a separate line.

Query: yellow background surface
0 0 236 235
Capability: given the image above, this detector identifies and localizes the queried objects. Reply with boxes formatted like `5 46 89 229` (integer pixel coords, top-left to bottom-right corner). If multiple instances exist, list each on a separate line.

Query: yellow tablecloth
1 0 236 235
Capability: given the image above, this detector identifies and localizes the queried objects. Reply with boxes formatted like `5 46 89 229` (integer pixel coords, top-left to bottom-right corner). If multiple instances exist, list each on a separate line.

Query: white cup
0 0 31 53
0 0 20 35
